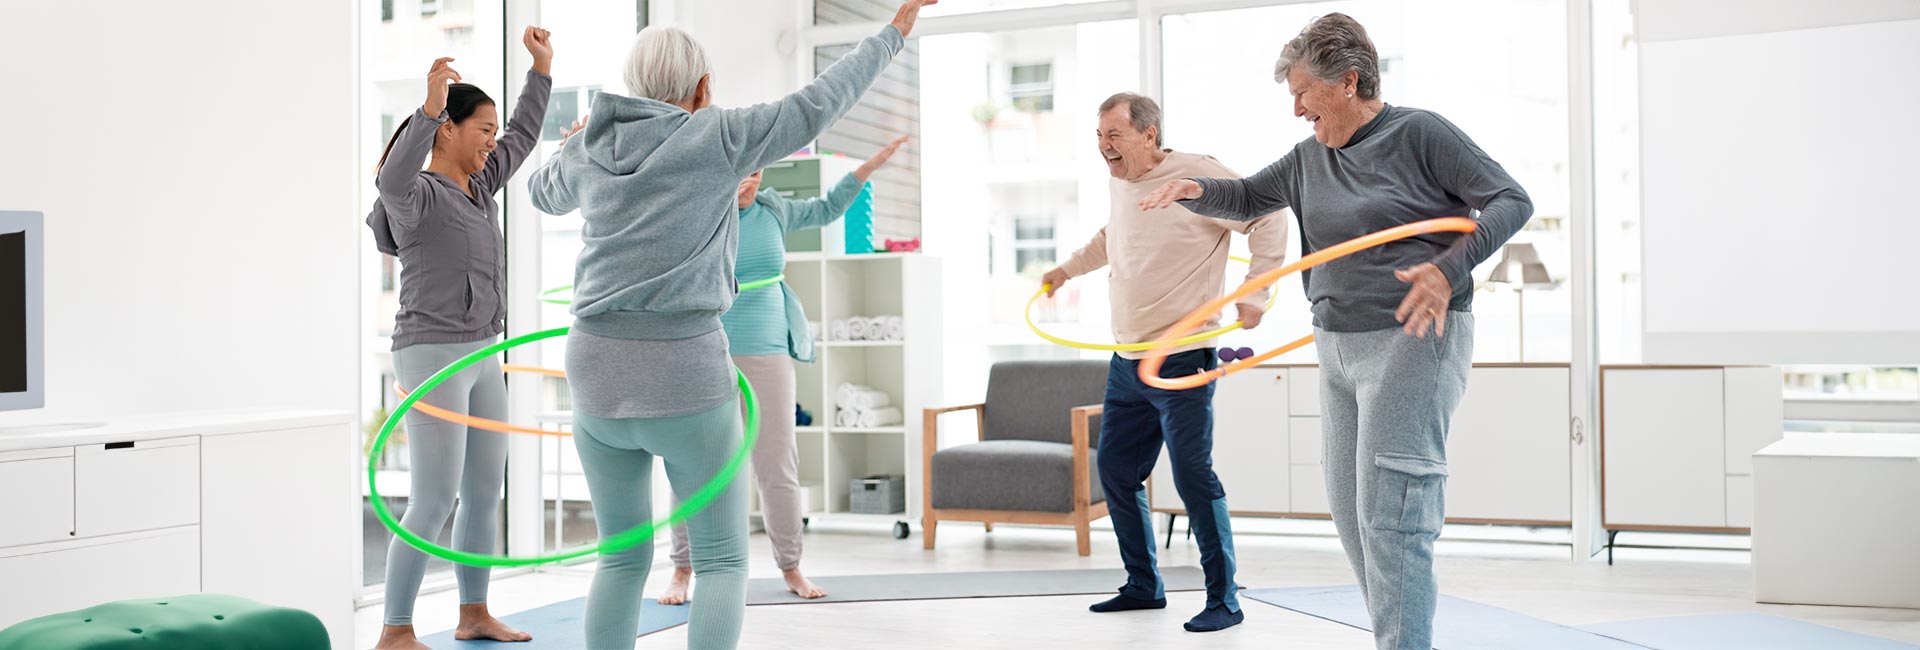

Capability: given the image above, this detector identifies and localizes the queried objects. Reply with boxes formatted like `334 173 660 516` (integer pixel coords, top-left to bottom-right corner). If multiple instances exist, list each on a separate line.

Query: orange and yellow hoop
394 364 572 437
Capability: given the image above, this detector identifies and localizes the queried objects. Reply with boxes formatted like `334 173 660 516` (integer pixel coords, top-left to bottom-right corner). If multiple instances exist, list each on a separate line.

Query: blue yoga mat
1244 585 1643 649
417 599 689 649
1581 613 1919 650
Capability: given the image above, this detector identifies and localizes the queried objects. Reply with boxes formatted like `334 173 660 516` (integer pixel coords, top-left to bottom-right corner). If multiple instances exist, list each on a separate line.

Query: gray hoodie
527 26 903 342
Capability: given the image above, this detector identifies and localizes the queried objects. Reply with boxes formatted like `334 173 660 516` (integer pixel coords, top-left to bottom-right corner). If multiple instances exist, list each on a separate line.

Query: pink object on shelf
883 238 922 253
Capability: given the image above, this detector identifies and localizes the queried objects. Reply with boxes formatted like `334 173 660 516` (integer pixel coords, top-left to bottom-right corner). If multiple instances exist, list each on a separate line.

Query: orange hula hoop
1137 217 1478 391
393 364 573 437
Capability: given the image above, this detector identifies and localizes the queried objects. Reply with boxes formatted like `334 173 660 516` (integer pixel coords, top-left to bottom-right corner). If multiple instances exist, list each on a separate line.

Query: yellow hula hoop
1026 255 1281 352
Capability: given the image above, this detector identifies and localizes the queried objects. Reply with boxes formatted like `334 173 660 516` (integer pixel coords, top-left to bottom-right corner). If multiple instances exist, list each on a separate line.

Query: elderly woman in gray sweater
1142 13 1532 650
526 2 934 648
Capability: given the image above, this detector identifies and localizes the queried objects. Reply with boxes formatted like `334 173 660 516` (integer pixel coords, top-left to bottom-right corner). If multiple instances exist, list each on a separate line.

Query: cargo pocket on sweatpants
1367 453 1448 534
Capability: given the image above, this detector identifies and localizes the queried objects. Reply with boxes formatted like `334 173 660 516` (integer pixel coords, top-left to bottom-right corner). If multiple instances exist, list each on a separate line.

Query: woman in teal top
657 136 909 603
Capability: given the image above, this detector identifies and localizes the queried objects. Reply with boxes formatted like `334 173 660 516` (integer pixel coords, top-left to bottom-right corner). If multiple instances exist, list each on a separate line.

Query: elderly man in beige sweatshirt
1041 92 1287 633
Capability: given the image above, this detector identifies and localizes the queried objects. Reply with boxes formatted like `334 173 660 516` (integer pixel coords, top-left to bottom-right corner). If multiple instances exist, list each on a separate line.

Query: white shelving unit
769 252 942 539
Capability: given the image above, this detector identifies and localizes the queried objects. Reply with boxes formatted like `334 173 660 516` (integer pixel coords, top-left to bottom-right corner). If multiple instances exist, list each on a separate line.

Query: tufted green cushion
0 594 327 650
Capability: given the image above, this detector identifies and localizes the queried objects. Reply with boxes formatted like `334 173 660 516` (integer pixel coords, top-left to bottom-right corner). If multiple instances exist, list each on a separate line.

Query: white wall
1636 1 1920 364
0 0 359 420
655 0 803 107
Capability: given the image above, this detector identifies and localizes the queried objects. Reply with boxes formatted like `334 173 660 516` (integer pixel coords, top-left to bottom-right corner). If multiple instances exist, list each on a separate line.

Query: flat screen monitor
1 211 43 411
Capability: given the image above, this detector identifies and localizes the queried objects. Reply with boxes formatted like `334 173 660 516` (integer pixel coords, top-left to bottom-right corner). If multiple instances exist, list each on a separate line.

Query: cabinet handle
1571 418 1585 445
105 441 135 450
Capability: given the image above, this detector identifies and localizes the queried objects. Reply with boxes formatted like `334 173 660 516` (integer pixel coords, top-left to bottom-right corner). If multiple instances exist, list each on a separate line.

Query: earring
1346 92 1353 98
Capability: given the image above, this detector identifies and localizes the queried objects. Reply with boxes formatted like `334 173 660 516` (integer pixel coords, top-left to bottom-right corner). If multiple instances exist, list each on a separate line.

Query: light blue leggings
574 399 749 650
384 338 508 626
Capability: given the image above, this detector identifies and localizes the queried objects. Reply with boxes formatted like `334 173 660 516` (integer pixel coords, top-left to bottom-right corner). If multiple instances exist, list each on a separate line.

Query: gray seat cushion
982 360 1108 445
930 440 1104 513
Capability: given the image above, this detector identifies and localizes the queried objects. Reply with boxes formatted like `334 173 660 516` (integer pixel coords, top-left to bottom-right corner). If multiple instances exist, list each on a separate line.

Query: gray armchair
921 360 1109 555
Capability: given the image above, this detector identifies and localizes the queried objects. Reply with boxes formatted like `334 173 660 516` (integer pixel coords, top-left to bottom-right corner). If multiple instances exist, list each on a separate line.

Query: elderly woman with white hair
1141 12 1532 650
526 2 934 648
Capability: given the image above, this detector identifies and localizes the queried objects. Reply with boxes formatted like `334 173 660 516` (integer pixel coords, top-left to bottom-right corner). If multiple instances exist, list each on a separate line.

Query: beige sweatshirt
1057 151 1288 360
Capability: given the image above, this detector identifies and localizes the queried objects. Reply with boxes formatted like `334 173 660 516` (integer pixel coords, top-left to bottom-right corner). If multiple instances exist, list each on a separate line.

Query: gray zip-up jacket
527 26 903 341
368 69 551 350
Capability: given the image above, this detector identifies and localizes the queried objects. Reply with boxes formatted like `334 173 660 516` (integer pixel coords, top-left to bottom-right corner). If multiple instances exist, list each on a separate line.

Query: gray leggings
575 399 749 650
383 338 508 627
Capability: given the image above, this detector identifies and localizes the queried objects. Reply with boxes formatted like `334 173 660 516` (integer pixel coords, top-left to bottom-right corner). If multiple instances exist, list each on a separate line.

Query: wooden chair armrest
924 403 986 416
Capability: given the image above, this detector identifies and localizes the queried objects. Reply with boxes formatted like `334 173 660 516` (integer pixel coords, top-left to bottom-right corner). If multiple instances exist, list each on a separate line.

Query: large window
920 20 1139 360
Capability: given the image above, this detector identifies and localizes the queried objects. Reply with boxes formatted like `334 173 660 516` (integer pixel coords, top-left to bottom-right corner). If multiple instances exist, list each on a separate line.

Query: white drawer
1291 465 1329 515
1287 367 1321 416
1289 416 1323 465
76 436 200 537
0 528 200 629
0 449 75 547
1727 474 1754 529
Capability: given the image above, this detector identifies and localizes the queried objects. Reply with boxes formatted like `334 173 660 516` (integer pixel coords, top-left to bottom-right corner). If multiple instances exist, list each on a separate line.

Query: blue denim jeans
1317 312 1474 650
1097 349 1240 612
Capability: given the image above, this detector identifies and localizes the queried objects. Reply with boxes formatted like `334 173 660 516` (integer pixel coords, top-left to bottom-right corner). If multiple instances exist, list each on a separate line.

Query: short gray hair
1097 92 1163 146
1273 13 1381 100
625 25 712 103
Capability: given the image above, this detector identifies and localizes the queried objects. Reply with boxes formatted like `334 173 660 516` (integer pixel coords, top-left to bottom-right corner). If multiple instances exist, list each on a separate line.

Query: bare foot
374 625 431 650
453 604 532 643
657 567 694 605
783 568 828 599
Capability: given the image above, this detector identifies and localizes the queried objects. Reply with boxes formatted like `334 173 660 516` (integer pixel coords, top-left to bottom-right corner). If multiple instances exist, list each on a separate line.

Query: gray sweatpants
576 399 749 650
670 354 804 570
383 337 509 626
1317 312 1473 650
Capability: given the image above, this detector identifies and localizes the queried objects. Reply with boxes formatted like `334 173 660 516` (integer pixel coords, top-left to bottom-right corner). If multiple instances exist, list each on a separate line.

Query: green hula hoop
368 325 759 567
542 274 785 306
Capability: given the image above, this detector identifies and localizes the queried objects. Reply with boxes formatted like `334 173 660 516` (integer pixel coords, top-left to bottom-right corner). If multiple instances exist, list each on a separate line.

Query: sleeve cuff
415 107 450 124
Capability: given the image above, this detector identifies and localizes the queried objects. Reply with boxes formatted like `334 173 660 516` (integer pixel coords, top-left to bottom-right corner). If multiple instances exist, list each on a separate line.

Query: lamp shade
1487 242 1555 289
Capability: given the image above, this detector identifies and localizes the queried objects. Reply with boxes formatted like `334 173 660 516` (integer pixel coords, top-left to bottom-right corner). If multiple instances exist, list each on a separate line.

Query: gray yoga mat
421 567 1208 646
1244 585 1644 649
1580 613 1919 650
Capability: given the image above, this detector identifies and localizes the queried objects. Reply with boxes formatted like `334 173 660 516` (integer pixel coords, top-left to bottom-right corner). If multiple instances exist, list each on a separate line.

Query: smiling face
1287 65 1367 148
435 102 499 175
1096 103 1162 180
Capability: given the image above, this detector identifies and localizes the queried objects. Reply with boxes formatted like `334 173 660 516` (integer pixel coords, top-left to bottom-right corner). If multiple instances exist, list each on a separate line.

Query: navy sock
1088 592 1167 613
1183 605 1244 632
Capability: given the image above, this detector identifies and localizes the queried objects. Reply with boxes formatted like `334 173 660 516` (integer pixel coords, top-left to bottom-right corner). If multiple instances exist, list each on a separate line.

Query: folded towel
836 382 860 404
881 315 904 341
856 407 904 428
830 319 850 341
836 408 859 428
843 387 891 410
848 317 872 341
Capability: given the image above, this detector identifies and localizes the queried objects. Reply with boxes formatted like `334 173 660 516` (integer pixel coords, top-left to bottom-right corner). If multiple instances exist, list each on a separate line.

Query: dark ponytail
376 83 497 174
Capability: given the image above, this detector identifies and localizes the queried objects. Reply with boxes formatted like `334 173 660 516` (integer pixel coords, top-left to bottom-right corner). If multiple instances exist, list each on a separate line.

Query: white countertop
0 409 352 452
1755 432 1920 459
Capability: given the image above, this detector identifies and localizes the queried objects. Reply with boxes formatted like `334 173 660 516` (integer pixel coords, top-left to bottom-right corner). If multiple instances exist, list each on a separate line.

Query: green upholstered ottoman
0 594 328 650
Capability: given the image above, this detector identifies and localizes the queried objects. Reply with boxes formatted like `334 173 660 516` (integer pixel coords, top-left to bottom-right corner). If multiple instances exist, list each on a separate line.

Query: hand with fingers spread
890 0 939 39
1138 178 1202 211
523 27 554 75
1393 262 1452 338
424 57 462 117
854 136 910 181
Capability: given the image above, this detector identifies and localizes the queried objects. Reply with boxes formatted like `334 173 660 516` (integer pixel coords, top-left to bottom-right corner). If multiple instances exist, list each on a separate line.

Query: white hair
624 25 712 104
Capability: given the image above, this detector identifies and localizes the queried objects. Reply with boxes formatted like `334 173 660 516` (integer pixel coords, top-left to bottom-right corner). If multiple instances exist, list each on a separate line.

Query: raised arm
1156 152 1297 222
375 57 461 227
718 1 932 175
476 27 556 193
780 136 908 232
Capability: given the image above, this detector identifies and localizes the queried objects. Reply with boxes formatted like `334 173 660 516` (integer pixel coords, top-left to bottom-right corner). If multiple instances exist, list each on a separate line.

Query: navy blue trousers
1097 349 1239 612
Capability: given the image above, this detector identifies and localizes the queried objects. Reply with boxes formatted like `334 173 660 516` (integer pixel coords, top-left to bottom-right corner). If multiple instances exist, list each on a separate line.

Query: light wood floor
355 518 1920 649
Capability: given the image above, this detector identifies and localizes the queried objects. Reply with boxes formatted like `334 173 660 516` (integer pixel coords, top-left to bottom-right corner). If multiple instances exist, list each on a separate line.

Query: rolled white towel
844 387 891 410
829 319 850 341
856 407 904 428
865 316 887 341
835 382 861 405
882 315 904 341
848 317 872 341
835 408 859 428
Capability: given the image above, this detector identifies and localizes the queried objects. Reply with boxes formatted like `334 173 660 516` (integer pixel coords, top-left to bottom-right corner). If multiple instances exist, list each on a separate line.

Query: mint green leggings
574 399 749 650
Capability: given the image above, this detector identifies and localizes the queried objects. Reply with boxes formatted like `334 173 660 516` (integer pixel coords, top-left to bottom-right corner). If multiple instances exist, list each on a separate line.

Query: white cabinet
1600 366 1782 532
75 436 199 537
202 426 356 644
1155 364 1573 527
1447 367 1571 523
0 528 200 626
0 448 74 547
